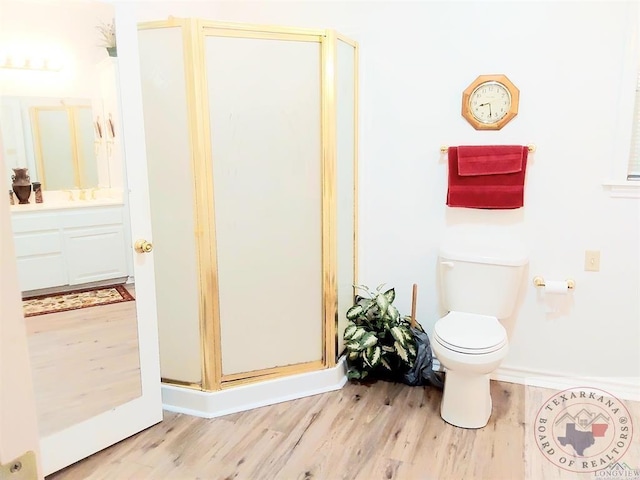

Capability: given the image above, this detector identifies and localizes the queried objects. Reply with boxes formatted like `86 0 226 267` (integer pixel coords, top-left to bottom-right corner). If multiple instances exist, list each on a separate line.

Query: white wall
133 1 639 390
0 1 113 98
0 1 120 190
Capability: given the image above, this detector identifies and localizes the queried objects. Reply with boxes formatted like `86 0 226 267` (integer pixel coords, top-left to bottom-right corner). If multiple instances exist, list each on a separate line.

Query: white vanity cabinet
11 213 67 291
11 205 129 292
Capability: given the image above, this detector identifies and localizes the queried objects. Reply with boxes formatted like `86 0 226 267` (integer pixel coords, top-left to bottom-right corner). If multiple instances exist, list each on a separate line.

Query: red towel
457 145 525 176
447 145 528 209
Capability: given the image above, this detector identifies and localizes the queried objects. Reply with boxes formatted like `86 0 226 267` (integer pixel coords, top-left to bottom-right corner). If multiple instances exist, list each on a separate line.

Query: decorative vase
11 167 32 204
33 181 43 203
107 46 117 57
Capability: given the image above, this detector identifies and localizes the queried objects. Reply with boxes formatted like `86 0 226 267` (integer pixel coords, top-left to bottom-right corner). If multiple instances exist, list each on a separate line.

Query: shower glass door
204 28 324 380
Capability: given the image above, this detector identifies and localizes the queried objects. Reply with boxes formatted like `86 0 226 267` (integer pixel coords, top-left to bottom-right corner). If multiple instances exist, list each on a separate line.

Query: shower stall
137 18 358 409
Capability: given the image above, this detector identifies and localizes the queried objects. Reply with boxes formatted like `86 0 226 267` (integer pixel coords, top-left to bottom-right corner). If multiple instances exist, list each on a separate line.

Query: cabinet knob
134 239 153 254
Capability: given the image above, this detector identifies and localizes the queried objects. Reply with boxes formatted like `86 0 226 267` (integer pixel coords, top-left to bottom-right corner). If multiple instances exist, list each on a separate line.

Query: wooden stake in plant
410 283 418 329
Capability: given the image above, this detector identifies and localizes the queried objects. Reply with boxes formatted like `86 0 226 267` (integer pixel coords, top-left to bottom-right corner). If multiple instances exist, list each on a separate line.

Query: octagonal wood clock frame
462 74 519 130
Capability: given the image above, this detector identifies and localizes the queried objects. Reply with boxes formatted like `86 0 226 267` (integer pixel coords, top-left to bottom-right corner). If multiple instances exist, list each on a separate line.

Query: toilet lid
434 311 507 353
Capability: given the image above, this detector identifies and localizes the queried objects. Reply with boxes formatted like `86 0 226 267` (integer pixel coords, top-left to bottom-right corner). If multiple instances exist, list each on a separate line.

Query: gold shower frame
138 18 358 391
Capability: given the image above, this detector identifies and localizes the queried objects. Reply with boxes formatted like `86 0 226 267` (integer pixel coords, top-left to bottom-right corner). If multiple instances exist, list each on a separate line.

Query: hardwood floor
25 284 141 436
45 380 639 480
26 286 638 479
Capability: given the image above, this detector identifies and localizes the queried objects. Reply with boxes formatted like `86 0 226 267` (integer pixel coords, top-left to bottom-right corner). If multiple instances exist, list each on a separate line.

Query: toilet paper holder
533 276 575 289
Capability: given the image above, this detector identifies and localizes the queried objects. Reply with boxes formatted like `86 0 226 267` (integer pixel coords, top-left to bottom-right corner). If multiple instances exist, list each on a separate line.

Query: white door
0 2 162 476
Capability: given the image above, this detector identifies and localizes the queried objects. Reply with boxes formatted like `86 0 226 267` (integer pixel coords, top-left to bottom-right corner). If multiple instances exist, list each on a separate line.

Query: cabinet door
12 214 66 291
14 232 67 291
63 225 128 285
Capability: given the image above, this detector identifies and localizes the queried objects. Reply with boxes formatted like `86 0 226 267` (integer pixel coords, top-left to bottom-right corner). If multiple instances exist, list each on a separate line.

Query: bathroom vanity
11 196 130 292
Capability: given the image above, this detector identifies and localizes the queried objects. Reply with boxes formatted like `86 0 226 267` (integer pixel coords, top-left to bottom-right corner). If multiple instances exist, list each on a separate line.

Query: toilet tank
438 227 528 319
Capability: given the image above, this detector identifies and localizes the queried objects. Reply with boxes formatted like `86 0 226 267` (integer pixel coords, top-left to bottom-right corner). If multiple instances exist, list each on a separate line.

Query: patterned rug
23 284 135 317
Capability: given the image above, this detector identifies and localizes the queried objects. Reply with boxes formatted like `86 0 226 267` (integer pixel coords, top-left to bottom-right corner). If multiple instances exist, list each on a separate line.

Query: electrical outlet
585 250 600 272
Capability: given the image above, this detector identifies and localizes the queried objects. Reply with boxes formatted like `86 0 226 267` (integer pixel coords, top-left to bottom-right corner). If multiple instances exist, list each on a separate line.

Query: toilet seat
434 311 507 355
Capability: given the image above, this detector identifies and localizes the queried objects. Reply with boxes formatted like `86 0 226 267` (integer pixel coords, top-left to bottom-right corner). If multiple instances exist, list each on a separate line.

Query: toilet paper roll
544 280 569 294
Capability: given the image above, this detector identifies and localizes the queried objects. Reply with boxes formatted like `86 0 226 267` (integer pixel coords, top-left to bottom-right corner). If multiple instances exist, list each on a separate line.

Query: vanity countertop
11 198 124 213
10 189 124 213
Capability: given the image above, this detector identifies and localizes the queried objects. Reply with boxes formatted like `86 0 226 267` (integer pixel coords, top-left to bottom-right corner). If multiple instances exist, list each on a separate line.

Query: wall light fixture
0 55 63 72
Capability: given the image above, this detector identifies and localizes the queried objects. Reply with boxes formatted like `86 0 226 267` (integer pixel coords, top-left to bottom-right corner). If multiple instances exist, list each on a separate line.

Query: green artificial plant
343 284 419 381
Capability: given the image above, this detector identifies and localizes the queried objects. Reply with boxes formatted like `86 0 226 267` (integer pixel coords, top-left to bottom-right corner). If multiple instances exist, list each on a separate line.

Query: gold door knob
134 239 153 254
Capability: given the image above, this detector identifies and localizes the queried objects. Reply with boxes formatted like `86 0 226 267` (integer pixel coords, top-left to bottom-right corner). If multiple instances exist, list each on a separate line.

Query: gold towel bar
440 144 536 154
533 276 575 290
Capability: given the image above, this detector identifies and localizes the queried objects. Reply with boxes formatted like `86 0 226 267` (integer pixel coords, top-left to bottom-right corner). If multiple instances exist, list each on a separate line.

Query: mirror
33 103 99 190
2 97 103 190
2 94 119 194
1 0 142 437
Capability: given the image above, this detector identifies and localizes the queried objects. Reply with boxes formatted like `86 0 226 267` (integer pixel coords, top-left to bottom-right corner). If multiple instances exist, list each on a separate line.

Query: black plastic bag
400 327 444 388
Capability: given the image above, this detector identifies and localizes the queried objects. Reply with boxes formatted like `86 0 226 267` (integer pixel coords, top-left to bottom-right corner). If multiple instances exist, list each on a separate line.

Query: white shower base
162 357 348 418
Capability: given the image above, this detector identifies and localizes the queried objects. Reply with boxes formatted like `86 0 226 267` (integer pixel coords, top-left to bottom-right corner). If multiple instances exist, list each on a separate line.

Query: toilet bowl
433 226 528 429
432 311 509 428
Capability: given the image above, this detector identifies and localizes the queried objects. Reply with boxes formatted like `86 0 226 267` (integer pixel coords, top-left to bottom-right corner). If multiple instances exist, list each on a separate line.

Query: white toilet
432 227 528 429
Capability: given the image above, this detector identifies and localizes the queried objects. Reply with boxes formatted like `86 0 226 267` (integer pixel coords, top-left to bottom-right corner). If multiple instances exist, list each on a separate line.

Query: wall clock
461 74 519 130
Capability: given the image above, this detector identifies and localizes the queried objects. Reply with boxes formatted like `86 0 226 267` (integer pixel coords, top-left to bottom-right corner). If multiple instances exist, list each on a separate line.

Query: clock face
468 81 512 124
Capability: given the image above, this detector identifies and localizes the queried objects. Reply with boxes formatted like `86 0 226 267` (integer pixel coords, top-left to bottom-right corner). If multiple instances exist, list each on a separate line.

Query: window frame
602 6 639 198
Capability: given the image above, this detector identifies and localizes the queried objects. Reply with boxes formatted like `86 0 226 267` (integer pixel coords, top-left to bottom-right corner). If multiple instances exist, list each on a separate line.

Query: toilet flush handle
441 261 455 268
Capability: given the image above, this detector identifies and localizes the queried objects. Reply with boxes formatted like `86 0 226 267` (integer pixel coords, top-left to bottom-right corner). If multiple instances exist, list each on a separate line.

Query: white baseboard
492 364 640 401
164 355 637 420
434 358 639 401
162 357 348 418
